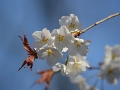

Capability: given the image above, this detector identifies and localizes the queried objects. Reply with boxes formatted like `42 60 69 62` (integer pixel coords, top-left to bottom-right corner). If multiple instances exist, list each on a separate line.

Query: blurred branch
87 66 100 70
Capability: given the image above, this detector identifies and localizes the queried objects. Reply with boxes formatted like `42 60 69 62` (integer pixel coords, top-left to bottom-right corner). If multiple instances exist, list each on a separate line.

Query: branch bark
75 12 120 36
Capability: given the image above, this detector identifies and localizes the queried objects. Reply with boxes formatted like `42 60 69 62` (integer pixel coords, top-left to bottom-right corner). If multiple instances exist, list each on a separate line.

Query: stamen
58 35 64 41
74 56 78 62
107 69 113 74
42 37 48 43
73 63 80 70
75 41 81 47
69 23 75 28
47 49 53 56
112 53 118 60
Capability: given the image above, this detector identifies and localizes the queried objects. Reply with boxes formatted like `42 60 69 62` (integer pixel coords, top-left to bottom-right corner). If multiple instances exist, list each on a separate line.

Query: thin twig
93 78 99 87
101 80 104 90
87 66 100 70
76 12 120 36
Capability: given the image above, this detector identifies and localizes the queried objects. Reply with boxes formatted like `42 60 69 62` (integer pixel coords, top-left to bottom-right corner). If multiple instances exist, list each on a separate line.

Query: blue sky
0 0 120 90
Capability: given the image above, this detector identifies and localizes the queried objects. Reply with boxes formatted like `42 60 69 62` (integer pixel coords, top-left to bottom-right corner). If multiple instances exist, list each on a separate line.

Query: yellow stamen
73 56 80 70
74 56 78 62
108 69 113 74
69 23 75 28
47 49 53 56
73 63 80 70
42 37 48 43
112 54 118 60
58 35 64 41
75 41 81 47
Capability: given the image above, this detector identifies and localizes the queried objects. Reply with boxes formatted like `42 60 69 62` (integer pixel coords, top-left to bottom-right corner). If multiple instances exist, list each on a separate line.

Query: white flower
32 28 54 49
61 54 90 77
38 47 62 66
68 38 91 56
70 75 87 90
52 26 74 52
86 85 98 90
98 63 120 84
104 45 120 65
59 14 82 32
99 45 120 84
70 75 86 84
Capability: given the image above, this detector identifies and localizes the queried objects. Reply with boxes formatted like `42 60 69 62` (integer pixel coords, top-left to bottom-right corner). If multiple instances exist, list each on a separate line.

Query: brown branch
75 12 120 37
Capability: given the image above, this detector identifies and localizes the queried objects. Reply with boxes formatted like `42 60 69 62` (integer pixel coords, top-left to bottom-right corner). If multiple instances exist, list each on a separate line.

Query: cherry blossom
32 28 54 49
38 47 62 66
99 63 120 84
61 54 90 77
59 14 82 32
68 38 91 56
52 26 74 52
104 45 120 65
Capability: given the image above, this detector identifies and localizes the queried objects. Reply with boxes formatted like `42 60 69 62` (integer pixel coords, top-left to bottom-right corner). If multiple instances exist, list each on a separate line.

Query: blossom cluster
32 14 91 77
99 45 120 84
18 14 91 90
18 14 90 88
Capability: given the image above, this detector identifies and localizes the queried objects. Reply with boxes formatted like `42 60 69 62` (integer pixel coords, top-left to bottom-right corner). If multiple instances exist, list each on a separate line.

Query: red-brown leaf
18 33 38 71
35 69 54 90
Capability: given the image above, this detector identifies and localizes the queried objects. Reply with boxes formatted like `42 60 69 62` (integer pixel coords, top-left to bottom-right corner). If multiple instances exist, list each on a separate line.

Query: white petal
32 31 42 40
54 39 67 52
34 41 44 49
51 29 58 37
53 49 63 60
78 45 88 56
74 22 82 31
42 28 51 37
52 63 62 72
59 26 69 36
68 45 77 56
64 32 74 44
59 16 70 26
38 49 47 60
70 14 78 23
75 53 84 60
84 40 91 45
61 64 67 76
46 55 57 66
70 75 85 84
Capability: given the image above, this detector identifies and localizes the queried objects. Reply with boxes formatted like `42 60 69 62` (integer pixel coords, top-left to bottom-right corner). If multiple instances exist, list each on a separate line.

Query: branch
87 66 100 70
76 12 120 36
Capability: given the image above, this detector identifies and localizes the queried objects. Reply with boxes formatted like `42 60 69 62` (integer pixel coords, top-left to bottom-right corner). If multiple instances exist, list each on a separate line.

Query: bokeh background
0 0 120 90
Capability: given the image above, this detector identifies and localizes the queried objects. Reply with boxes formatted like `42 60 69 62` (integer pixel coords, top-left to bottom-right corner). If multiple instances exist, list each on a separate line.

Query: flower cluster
32 14 91 76
18 14 90 89
99 45 120 84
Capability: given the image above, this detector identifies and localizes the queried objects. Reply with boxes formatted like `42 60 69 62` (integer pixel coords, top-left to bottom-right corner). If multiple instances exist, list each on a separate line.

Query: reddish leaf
35 69 54 90
18 33 38 71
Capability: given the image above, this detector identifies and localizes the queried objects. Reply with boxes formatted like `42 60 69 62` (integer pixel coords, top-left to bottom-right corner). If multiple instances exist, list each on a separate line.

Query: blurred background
0 0 120 90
